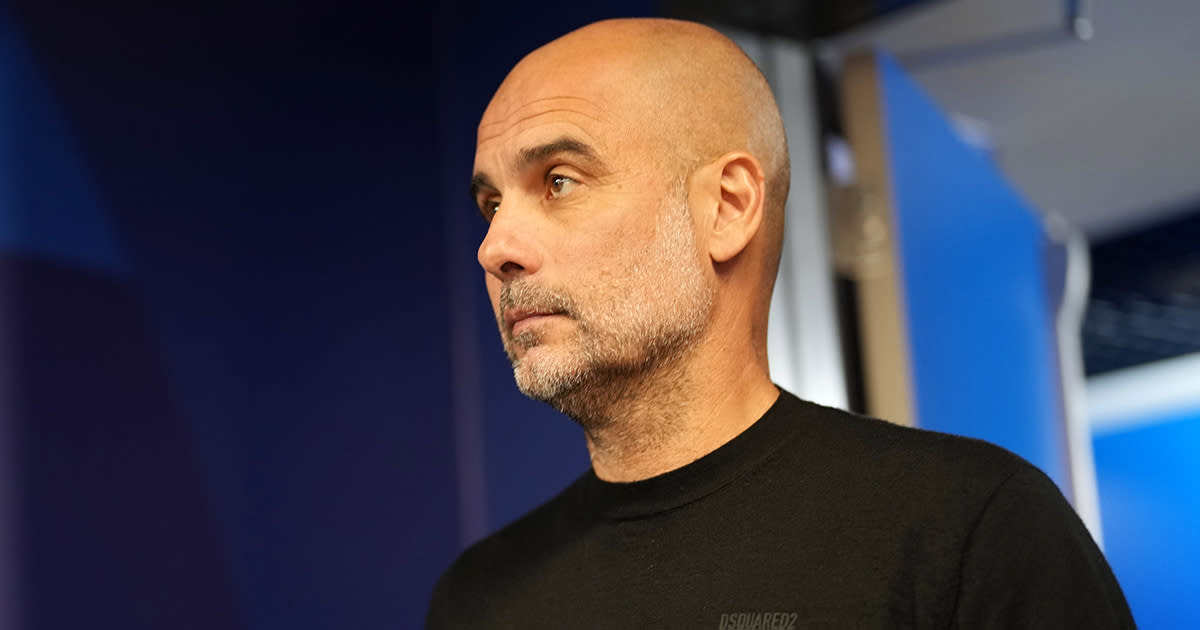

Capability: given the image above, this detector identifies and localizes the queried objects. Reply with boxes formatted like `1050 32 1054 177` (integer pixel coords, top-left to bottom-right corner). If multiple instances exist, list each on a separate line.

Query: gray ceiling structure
820 0 1200 376
822 0 1200 239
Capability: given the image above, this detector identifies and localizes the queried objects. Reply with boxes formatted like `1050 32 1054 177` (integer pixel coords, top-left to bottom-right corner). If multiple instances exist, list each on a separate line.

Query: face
472 57 714 413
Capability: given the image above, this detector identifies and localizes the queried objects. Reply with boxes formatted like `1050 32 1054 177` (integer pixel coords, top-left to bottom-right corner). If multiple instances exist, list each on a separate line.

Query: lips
505 307 563 336
498 280 575 339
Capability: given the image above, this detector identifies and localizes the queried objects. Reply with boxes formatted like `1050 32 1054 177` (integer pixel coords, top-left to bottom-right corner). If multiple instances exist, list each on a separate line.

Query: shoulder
951 461 1135 627
778 395 1133 626
776 394 1134 627
778 391 1033 490
764 392 1062 545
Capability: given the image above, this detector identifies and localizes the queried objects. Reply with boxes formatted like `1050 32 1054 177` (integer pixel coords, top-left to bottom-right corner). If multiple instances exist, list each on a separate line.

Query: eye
547 174 578 199
480 198 500 221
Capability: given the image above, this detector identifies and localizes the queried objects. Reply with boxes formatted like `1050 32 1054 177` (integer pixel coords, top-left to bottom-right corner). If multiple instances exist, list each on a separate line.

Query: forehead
473 54 646 168
477 94 609 151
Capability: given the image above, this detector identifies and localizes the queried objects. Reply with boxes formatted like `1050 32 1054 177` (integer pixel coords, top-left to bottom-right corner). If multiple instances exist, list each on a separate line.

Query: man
428 18 1134 629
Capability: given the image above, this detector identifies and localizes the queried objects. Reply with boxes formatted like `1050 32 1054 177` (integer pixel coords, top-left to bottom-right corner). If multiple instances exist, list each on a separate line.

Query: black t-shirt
427 389 1135 629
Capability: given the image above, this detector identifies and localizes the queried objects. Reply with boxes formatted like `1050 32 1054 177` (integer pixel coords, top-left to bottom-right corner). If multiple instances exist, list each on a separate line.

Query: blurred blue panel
878 53 1070 490
0 4 125 276
6 253 244 629
1094 410 1200 629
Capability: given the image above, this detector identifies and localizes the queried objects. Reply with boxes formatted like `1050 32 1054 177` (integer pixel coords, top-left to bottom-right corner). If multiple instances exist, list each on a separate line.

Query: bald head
500 20 787 172
473 18 789 430
481 18 789 282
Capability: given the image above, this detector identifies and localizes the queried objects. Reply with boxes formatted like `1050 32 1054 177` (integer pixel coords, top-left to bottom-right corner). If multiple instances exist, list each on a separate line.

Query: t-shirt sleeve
952 465 1136 629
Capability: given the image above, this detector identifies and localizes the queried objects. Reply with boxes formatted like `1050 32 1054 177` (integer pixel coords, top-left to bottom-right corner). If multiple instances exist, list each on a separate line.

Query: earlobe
708 152 766 263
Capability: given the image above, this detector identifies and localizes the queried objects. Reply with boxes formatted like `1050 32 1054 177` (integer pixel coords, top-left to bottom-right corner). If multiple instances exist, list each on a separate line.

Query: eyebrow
469 173 495 202
516 137 599 174
468 136 602 203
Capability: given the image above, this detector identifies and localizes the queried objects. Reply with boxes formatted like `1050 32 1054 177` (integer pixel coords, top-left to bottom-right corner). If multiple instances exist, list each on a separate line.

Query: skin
472 18 790 482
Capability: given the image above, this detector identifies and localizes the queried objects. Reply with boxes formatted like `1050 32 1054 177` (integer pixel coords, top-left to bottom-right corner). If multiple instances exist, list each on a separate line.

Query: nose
477 204 543 283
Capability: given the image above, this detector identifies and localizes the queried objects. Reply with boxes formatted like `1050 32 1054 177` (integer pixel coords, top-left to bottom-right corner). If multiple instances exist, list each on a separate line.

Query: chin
511 352 586 403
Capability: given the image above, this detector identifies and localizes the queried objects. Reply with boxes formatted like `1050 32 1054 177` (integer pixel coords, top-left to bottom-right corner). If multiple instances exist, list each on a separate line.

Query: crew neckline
578 388 808 521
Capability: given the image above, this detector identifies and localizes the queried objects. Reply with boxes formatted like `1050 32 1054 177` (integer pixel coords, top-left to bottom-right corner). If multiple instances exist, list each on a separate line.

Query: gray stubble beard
499 191 714 432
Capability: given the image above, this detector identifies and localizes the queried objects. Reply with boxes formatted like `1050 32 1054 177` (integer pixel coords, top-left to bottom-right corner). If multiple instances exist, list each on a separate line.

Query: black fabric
427 389 1135 629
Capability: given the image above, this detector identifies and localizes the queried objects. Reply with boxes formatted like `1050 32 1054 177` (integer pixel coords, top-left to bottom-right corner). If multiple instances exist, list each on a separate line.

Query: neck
569 343 779 483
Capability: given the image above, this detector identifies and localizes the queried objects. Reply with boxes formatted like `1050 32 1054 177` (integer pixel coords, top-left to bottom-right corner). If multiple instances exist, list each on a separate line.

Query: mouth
505 307 565 336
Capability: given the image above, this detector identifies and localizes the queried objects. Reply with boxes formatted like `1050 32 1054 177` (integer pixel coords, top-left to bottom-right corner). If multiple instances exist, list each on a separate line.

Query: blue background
1094 410 1200 629
1 1 646 627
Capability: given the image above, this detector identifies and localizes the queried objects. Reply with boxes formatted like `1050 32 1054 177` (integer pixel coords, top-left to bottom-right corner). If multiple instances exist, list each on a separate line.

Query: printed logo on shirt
718 611 798 630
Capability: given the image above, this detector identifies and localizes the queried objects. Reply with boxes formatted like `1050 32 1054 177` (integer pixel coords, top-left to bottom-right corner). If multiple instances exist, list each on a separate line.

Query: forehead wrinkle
491 94 600 117
478 95 606 144
478 108 604 145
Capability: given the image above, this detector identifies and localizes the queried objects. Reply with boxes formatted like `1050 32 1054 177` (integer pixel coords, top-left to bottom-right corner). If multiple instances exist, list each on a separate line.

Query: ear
698 152 766 263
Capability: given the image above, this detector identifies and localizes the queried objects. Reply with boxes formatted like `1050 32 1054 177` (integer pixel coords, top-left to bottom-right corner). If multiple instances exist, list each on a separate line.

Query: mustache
498 280 579 329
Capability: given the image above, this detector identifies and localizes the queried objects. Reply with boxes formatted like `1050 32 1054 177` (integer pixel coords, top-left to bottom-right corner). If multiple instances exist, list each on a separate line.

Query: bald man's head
480 19 789 285
473 19 790 407
503 20 788 177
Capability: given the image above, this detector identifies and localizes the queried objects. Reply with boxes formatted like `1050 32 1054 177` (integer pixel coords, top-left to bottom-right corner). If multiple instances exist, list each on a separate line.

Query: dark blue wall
6 2 458 627
3 1 649 628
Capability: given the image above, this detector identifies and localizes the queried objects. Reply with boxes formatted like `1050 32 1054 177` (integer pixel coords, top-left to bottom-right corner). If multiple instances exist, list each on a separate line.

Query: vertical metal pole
724 27 849 410
1046 213 1105 543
